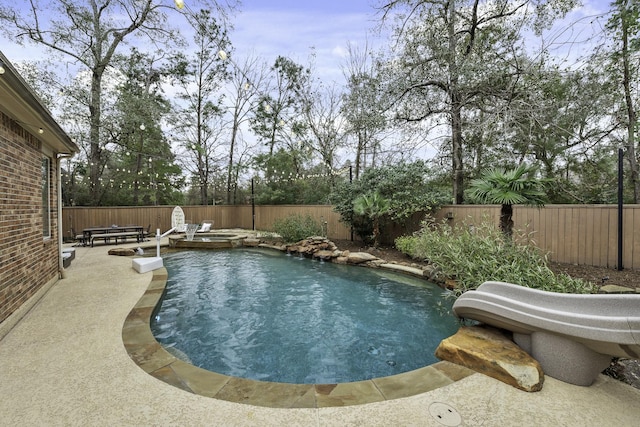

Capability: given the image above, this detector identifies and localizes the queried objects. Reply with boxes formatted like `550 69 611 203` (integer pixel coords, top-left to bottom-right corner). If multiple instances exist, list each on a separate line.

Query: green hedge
272 213 323 243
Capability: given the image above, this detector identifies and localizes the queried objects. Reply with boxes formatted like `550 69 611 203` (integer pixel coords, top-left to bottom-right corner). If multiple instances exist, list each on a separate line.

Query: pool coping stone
122 266 475 408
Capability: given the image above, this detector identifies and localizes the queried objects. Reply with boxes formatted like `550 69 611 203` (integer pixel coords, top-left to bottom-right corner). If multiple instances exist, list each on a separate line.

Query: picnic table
83 226 144 247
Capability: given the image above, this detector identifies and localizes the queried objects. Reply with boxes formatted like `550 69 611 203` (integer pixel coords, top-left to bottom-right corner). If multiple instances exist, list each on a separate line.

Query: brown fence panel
62 204 640 270
62 206 175 241
433 205 501 229
429 204 640 270
62 205 351 242
629 208 640 270
253 205 351 240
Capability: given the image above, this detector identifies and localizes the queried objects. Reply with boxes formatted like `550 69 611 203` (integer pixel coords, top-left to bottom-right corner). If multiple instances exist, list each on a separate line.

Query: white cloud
229 5 383 85
332 45 349 59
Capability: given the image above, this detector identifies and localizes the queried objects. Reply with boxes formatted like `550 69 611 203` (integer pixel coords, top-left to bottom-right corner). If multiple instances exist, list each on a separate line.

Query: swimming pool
151 248 458 384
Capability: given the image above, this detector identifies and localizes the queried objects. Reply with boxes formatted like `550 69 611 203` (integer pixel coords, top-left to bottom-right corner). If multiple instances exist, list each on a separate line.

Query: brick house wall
0 111 60 325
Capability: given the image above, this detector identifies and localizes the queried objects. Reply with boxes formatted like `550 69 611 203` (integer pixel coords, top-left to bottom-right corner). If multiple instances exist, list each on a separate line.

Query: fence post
618 147 624 271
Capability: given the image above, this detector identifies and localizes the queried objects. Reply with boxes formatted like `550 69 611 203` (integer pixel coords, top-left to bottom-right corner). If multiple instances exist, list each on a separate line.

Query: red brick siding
0 111 60 325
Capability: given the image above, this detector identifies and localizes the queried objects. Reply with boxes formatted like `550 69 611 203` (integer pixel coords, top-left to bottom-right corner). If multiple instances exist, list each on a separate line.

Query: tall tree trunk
373 217 380 248
199 160 208 205
89 68 104 206
621 7 639 202
133 151 142 205
500 204 514 238
448 0 464 204
451 93 464 205
355 131 363 179
226 121 239 204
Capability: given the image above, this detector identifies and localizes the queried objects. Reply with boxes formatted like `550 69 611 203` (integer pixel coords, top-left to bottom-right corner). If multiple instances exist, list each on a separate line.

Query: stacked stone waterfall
281 236 440 280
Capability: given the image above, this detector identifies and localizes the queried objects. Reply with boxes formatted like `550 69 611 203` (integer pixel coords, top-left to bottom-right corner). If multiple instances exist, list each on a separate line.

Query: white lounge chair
196 221 213 232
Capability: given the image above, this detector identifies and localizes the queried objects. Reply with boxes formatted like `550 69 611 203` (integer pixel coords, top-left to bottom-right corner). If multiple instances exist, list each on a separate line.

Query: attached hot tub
168 233 247 249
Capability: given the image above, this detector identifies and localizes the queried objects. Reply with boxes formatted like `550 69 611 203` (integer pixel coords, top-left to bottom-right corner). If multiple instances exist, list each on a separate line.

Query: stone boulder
366 259 387 268
313 250 336 260
435 325 544 392
379 263 424 277
258 243 287 251
108 248 136 256
347 252 379 264
242 238 260 247
286 237 339 259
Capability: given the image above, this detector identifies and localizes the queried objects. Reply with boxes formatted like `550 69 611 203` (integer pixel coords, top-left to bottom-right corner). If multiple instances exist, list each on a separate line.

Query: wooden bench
90 231 141 247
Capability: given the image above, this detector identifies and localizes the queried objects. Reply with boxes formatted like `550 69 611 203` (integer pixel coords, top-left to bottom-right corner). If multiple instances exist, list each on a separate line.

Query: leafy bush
395 220 595 295
330 161 450 242
272 213 323 243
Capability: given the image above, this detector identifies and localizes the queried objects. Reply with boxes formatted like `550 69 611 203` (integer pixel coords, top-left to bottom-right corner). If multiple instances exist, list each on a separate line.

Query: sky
221 0 383 85
0 0 382 86
0 0 616 86
0 0 619 164
0 0 617 160
228 0 615 83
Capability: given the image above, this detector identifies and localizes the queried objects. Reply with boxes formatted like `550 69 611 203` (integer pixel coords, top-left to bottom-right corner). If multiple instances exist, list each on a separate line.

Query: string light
11 118 48 137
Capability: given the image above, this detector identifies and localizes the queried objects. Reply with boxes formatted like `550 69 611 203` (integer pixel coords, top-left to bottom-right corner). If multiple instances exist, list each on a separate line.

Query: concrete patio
1 238 639 426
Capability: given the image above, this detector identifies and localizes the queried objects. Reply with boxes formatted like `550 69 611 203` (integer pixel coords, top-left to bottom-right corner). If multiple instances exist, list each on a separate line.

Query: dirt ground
332 239 640 389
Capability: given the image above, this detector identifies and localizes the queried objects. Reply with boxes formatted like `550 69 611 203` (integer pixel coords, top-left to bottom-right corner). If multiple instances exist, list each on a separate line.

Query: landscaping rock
108 248 136 256
243 238 260 247
334 256 349 265
379 263 424 277
258 243 287 251
366 259 387 267
313 250 336 260
435 325 544 392
347 252 379 264
599 284 637 294
421 265 438 280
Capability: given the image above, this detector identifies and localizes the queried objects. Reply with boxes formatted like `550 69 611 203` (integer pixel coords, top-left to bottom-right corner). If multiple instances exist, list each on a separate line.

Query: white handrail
156 227 176 257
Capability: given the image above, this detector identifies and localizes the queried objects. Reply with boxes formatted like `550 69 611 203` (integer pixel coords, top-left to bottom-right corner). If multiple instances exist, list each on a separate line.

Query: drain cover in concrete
428 402 462 426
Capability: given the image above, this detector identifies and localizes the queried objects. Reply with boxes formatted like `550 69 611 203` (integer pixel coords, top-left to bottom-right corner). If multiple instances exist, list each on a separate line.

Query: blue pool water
151 248 458 384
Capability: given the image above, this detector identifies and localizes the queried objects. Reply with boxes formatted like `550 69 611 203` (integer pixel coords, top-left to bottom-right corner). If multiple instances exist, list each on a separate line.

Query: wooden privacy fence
436 204 640 270
62 204 640 270
62 205 352 242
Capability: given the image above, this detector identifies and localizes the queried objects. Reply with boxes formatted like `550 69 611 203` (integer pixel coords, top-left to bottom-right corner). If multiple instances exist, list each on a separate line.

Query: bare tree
223 54 270 204
302 81 348 187
0 0 235 205
170 8 230 205
341 41 387 178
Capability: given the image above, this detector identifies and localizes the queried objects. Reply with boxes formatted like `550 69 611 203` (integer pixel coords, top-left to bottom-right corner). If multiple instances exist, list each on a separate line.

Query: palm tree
466 165 548 237
353 191 391 247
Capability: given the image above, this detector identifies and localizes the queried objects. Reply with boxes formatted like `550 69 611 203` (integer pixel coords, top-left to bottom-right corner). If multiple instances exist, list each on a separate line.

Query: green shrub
395 220 595 295
272 213 323 243
330 161 450 242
